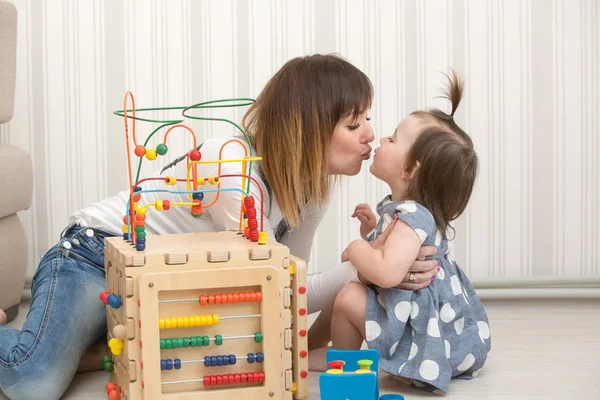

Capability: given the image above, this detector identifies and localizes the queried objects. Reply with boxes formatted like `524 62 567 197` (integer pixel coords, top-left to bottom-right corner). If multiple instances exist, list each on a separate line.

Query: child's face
370 115 430 186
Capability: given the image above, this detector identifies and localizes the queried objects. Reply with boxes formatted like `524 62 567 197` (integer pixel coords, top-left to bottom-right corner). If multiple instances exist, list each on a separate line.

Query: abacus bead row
203 372 265 387
159 314 219 329
161 359 182 370
199 291 262 306
160 335 219 349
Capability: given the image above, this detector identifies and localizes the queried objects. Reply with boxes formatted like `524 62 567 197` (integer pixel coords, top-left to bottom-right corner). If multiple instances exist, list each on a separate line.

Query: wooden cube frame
103 231 309 400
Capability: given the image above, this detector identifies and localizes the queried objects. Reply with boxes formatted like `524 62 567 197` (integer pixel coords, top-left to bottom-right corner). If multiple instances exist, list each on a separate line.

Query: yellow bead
177 317 183 328
122 224 130 233
171 317 178 328
208 176 219 185
165 319 171 329
206 315 213 325
183 317 189 328
137 208 147 215
159 319 165 329
195 316 202 326
164 176 176 185
155 200 163 211
200 315 207 326
258 231 268 245
145 148 157 160
212 314 219 324
196 177 205 185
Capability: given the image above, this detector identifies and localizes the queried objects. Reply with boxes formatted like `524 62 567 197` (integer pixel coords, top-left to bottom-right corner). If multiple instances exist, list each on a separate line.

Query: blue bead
161 360 166 371
211 356 217 367
193 192 204 201
134 186 142 192
204 357 211 367
136 237 146 244
222 355 229 365
217 356 223 366
174 359 181 369
247 353 255 363
166 359 173 370
107 294 122 309
230 354 236 365
136 243 145 251
256 352 264 363
122 233 129 240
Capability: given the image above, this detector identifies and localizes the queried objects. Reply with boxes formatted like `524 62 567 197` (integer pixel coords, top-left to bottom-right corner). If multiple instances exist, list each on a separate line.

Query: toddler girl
333 71 491 394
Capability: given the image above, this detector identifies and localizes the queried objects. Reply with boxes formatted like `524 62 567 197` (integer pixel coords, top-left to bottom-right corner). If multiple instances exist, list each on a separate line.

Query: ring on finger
408 273 416 283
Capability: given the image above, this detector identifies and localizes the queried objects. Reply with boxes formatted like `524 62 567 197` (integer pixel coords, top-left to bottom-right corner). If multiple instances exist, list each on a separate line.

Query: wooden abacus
100 230 309 400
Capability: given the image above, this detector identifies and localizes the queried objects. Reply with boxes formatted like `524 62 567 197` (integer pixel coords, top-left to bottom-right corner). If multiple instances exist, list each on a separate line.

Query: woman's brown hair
242 54 373 227
405 70 478 235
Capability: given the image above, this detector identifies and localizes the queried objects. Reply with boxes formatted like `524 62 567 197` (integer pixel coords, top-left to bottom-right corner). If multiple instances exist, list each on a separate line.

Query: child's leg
306 261 360 314
308 305 333 350
0 227 110 400
331 282 367 350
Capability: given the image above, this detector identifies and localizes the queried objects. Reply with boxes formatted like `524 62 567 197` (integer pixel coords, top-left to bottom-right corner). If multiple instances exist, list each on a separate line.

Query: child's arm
345 216 422 288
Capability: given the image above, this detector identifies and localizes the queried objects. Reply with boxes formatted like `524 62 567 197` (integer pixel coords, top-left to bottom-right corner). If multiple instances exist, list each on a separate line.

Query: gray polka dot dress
364 196 491 394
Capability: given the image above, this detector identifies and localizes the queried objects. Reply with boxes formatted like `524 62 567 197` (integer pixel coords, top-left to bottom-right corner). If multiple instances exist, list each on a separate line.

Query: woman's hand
352 203 377 239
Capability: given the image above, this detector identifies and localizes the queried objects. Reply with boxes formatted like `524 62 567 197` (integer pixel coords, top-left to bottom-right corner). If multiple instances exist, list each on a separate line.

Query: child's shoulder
392 200 438 245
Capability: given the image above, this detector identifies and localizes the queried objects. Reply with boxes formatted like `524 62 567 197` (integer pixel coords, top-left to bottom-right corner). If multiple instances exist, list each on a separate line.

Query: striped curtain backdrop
1 0 598 280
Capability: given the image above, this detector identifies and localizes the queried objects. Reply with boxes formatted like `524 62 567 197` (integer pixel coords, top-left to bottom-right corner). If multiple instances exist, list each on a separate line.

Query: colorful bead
161 360 166 371
189 149 201 161
164 176 176 185
247 353 255 363
193 192 204 201
208 176 219 185
107 294 122 309
196 177 205 185
230 354 236 365
136 238 146 245
222 355 230 365
155 200 163 211
145 148 157 160
166 359 173 370
137 231 146 238
256 352 264 363
156 143 168 155
100 291 110 305
215 334 223 346
136 244 145 251
204 357 211 367
163 200 171 210
134 145 146 157
203 336 210 346
254 332 263 343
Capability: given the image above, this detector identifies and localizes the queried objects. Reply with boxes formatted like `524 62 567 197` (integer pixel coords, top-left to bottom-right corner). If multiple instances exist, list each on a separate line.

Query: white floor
2 298 599 400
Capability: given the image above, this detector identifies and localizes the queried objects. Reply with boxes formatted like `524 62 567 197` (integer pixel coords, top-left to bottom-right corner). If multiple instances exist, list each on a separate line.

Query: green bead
102 356 112 364
183 337 189 348
254 332 263 343
137 231 146 238
156 143 168 156
215 334 223 346
102 361 114 372
134 226 145 233
166 339 172 349
160 339 166 349
191 337 198 347
191 211 202 218
203 336 210 346
177 338 184 348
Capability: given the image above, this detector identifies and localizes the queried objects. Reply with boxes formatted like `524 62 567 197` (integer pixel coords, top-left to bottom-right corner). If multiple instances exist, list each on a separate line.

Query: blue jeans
0 224 116 400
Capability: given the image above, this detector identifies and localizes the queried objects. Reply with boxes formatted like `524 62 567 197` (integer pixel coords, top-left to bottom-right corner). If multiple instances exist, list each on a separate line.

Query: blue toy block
319 349 381 400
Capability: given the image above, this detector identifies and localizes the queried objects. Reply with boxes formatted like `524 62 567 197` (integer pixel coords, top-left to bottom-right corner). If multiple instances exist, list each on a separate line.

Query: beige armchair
0 0 33 323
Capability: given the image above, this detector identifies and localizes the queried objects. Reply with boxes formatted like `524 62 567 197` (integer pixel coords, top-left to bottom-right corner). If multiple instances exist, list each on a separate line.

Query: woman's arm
278 200 329 265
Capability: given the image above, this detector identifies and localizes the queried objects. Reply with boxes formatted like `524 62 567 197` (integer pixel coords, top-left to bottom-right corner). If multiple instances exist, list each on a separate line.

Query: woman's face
328 109 375 175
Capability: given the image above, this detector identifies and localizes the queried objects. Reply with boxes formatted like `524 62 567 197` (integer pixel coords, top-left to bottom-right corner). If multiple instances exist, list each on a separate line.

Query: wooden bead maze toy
99 93 309 400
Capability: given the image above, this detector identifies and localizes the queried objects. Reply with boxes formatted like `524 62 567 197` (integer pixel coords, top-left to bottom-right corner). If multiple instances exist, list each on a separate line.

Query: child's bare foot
0 309 7 326
308 347 331 372
76 339 110 374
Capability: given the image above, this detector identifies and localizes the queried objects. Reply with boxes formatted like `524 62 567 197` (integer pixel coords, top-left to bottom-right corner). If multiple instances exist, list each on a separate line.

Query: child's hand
352 203 377 238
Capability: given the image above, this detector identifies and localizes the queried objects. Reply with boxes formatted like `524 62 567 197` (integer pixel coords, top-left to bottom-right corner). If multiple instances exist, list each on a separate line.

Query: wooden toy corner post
101 231 309 400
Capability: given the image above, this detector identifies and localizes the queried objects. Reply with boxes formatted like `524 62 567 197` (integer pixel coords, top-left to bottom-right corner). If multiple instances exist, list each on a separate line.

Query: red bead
222 374 229 385
199 295 207 306
299 308 307 316
241 373 248 383
189 150 201 161
208 295 215 305
133 194 141 202
215 294 222 304
122 216 129 224
245 208 257 218
163 200 170 210
244 228 250 238
250 292 257 302
244 196 255 207
234 374 241 384
105 383 117 392
210 376 217 386
233 293 240 303
299 286 306 294
249 230 259 242
100 291 110 305
258 372 265 382
217 375 223 385
135 214 146 222
300 350 307 358
300 370 308 378
248 219 258 230
248 373 254 383
134 145 146 157
227 294 233 303
256 291 262 301
299 329 307 337
203 376 211 387
108 390 120 400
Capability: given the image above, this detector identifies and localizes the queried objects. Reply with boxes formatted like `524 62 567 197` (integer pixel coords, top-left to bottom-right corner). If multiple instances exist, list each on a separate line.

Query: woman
0 54 437 400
